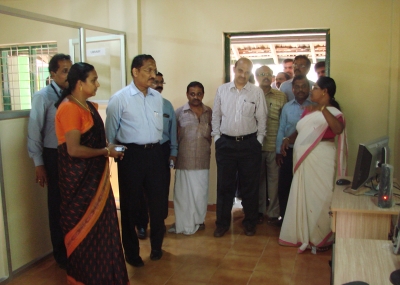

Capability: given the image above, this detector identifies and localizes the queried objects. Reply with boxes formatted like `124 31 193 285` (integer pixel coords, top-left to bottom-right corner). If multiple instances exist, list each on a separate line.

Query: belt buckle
235 136 244 142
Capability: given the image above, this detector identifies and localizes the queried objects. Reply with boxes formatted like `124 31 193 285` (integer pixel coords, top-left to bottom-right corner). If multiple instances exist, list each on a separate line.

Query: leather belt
124 142 160 149
222 132 256 142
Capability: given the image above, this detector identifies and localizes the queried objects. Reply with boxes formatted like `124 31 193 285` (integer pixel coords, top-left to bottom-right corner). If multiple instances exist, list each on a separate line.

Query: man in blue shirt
279 56 315 102
27 53 72 269
274 75 312 226
135 72 178 239
106 54 166 266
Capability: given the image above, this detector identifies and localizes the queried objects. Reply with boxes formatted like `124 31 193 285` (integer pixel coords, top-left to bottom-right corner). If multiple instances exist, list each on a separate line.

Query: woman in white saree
278 76 347 253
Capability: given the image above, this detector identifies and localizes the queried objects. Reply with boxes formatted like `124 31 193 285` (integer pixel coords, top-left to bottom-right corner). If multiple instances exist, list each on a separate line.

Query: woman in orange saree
55 62 129 285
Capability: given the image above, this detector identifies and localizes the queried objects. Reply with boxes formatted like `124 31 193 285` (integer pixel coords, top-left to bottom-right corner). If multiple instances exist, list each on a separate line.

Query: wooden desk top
334 238 400 285
331 177 400 215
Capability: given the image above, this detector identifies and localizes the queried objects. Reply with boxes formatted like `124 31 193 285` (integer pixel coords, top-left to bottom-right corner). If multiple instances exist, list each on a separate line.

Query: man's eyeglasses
140 68 157 75
293 64 307 69
256 72 273 77
293 85 309 91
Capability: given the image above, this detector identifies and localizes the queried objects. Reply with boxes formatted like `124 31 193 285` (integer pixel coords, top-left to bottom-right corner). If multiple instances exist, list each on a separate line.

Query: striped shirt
263 88 287 152
211 81 267 143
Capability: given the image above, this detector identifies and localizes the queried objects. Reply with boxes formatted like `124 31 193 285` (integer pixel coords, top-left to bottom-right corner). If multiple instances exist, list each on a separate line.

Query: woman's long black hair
316 76 341 111
55 62 94 108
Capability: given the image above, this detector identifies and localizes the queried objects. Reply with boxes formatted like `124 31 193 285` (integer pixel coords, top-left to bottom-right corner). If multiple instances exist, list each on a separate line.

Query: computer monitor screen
351 136 389 191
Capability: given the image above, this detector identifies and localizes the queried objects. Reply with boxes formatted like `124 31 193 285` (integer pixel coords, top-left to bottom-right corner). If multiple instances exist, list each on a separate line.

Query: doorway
224 29 330 84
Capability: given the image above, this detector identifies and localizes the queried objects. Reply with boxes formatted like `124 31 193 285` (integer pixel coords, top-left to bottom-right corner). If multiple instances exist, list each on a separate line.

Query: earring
322 92 325 96
80 86 82 91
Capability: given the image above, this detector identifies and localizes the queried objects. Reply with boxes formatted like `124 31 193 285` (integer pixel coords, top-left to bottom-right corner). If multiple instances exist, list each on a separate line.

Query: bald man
212 57 268 237
255 66 287 224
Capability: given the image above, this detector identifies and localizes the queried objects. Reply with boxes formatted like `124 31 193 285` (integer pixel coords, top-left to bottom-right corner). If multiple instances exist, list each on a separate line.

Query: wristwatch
283 137 290 142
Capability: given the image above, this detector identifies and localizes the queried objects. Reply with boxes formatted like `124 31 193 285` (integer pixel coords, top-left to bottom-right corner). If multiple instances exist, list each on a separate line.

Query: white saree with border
279 107 347 253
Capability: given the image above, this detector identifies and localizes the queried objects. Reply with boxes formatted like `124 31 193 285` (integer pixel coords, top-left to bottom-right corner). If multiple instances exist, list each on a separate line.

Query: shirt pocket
268 103 282 121
241 100 256 117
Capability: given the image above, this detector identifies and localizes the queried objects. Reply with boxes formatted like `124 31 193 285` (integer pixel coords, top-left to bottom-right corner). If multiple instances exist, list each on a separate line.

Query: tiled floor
4 206 332 285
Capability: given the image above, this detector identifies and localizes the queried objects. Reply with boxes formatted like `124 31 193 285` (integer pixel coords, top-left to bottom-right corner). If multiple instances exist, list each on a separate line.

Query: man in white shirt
212 57 268 237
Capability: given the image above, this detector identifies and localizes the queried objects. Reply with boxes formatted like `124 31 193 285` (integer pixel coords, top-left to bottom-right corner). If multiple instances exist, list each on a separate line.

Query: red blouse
301 109 344 139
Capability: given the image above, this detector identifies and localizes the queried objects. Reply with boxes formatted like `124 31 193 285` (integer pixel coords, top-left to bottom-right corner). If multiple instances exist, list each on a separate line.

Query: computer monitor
351 135 389 192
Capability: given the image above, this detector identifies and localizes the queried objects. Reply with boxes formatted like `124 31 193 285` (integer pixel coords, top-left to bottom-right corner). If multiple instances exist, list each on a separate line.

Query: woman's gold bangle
320 105 326 112
104 147 110 157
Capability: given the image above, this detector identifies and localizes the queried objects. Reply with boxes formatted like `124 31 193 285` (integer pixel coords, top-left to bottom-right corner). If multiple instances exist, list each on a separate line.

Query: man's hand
280 139 290 157
276 154 283 167
169 156 177 164
169 156 177 167
35 165 47 187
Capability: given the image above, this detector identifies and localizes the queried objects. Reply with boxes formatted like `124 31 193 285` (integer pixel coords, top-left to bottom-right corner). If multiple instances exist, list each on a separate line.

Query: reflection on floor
5 208 332 285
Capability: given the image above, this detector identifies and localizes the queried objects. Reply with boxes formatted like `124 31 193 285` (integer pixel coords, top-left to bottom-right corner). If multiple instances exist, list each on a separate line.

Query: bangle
283 137 290 142
104 147 110 157
320 105 326 112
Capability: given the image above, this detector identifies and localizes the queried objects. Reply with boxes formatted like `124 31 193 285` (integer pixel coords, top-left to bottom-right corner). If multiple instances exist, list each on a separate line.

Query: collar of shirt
228 81 252 91
50 81 62 96
182 102 208 113
129 80 158 97
289 98 312 106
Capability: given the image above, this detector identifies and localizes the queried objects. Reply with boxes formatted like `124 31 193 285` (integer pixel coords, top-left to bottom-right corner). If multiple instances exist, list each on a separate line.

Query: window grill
0 43 57 111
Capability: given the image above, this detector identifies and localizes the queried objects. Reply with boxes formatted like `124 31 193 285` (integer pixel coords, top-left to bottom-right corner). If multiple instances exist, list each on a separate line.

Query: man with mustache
273 72 290 90
279 55 315 101
212 57 267 237
274 75 313 226
314 61 326 78
27 53 72 269
106 54 166 266
135 72 178 239
255 66 287 225
169 81 212 235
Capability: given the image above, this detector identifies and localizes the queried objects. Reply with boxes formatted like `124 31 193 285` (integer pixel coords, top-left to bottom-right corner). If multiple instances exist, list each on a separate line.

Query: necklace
70 95 93 115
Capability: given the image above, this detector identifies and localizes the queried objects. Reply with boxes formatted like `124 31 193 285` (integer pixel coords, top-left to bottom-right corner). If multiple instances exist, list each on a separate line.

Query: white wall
0 0 399 273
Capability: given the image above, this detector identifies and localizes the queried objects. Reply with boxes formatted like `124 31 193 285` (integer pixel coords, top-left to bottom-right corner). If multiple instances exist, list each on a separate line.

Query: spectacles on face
140 68 157 75
256 72 273 77
293 64 307 69
293 85 309 91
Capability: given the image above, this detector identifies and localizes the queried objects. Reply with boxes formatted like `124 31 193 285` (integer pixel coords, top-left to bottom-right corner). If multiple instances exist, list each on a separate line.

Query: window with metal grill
0 43 57 111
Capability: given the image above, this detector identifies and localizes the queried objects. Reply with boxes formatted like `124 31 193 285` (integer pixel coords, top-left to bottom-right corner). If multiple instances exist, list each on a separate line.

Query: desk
331 177 400 239
334 238 400 285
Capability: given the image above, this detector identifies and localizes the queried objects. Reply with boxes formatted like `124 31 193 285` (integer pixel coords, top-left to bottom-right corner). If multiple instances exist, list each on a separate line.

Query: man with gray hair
255 66 287 224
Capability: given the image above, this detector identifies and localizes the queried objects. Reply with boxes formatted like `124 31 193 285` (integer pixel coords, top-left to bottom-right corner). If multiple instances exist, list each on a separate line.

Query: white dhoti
173 169 209 235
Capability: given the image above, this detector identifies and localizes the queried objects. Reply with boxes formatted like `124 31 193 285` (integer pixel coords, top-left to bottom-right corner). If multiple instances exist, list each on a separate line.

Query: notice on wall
87 48 106 57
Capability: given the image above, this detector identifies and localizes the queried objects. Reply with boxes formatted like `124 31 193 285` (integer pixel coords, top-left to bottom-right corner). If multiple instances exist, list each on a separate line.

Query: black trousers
215 135 261 229
117 143 166 258
278 147 293 219
43 147 67 266
136 141 170 229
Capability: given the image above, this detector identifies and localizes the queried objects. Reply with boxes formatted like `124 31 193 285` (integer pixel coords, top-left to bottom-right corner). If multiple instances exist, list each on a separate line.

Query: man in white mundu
169 81 212 235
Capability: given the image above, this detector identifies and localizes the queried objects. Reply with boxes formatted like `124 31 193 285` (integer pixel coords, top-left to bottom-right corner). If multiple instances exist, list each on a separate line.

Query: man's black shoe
150 249 163 261
244 225 256 236
125 256 144 267
257 213 264 224
214 227 229 238
137 227 147 240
